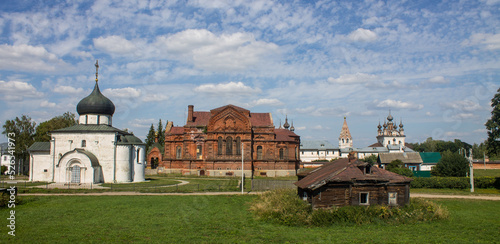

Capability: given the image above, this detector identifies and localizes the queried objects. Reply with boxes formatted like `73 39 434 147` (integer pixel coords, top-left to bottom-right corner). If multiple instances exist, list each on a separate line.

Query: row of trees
144 119 166 153
1 112 77 174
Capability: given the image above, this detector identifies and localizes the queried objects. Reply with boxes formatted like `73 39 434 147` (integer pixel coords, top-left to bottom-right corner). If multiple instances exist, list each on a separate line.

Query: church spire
283 115 290 129
339 117 353 149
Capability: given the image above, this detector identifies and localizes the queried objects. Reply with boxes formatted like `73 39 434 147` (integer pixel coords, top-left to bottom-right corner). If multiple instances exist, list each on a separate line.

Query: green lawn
1 195 498 243
473 169 500 177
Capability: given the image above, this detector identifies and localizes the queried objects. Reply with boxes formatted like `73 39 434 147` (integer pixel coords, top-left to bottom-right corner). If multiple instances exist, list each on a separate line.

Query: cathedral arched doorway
71 165 81 183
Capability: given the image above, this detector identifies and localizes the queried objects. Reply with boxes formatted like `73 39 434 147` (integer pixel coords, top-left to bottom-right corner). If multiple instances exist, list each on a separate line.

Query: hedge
410 176 500 189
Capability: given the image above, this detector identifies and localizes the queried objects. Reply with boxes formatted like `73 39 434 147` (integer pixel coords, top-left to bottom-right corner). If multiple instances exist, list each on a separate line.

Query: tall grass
250 189 449 226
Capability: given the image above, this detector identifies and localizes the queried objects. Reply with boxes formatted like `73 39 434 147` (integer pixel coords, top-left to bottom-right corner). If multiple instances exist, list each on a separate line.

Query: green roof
419 152 441 164
28 142 51 152
51 124 125 133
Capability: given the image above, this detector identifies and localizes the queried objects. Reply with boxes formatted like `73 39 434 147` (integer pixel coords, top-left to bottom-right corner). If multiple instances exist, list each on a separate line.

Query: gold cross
95 60 99 83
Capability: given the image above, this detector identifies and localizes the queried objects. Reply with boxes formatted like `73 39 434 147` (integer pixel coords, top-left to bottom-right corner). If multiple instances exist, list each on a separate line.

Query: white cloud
328 73 378 84
443 100 482 112
0 44 66 72
426 76 449 84
372 99 424 110
94 35 137 55
130 118 157 128
40 100 56 108
0 80 43 101
142 94 168 102
250 98 283 107
102 87 141 98
156 29 280 71
53 85 84 94
464 33 500 50
194 81 260 95
348 28 377 42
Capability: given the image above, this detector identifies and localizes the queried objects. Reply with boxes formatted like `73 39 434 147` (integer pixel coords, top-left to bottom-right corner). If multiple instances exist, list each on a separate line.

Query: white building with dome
28 61 146 183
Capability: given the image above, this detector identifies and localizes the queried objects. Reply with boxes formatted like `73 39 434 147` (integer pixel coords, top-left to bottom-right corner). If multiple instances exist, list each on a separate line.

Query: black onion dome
77 82 115 116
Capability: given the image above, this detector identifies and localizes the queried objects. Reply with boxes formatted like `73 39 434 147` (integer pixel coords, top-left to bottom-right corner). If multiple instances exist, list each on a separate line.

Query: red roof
368 142 384 147
295 158 412 190
169 127 184 135
275 128 299 142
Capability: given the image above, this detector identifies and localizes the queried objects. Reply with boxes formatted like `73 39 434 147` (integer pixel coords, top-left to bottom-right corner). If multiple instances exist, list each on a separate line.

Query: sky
0 0 499 148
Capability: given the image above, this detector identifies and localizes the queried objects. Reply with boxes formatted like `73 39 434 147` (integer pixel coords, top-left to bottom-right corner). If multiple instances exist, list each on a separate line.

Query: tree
486 87 500 157
431 151 468 177
157 119 165 146
2 115 36 174
360 154 378 165
34 112 77 142
145 123 156 152
385 159 413 177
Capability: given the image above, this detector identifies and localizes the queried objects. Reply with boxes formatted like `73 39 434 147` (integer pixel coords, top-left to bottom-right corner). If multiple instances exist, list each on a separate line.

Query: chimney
188 105 194 123
348 151 357 162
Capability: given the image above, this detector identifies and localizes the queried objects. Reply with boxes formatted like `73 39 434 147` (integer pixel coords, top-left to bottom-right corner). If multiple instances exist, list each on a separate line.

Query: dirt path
411 193 500 201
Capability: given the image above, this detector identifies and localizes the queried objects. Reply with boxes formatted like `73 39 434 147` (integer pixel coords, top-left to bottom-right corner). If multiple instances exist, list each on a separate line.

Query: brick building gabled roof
295 158 412 190
185 104 273 127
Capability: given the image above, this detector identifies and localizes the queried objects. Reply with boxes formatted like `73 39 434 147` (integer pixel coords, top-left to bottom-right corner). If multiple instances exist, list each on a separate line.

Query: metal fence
251 179 296 191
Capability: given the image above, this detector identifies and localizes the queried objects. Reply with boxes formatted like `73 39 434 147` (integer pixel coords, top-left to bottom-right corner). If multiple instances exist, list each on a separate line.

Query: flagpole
241 142 244 194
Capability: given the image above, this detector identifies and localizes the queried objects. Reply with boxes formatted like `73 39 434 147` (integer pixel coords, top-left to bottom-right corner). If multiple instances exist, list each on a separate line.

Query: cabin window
303 192 308 201
81 140 86 147
218 137 223 155
279 148 284 160
360 192 369 205
176 146 182 159
365 165 371 174
257 146 263 160
388 192 397 205
226 136 233 155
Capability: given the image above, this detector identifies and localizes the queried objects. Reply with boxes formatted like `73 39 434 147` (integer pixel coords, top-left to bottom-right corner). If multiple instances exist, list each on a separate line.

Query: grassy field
0 195 498 243
473 169 500 177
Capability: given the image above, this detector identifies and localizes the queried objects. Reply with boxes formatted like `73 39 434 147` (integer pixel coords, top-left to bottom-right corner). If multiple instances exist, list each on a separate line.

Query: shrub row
410 176 500 189
249 189 449 226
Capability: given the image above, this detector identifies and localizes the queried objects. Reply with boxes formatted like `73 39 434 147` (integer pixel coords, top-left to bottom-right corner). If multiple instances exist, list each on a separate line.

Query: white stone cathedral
28 61 146 183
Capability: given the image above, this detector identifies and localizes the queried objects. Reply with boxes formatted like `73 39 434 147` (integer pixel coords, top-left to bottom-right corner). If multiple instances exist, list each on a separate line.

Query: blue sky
0 0 499 147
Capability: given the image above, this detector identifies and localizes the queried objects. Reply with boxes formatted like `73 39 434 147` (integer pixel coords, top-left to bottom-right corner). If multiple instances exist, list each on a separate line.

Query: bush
250 189 449 226
411 176 500 189
249 189 312 226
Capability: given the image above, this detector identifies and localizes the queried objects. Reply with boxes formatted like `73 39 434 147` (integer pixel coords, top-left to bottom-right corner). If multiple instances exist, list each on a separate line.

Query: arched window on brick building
226 136 233 155
218 137 223 155
257 146 263 160
235 137 241 155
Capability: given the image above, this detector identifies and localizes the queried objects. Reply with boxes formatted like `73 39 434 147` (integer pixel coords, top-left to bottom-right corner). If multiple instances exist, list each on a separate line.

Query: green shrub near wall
410 176 499 189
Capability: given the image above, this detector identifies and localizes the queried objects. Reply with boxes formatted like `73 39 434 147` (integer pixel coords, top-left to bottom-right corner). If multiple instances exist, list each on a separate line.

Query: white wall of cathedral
78 114 112 125
115 145 132 182
133 145 146 182
29 153 52 182
377 135 405 147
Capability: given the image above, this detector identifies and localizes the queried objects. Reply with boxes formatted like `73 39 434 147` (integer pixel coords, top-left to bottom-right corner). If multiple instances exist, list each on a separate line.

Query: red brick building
147 104 301 177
